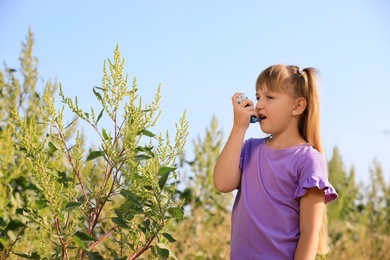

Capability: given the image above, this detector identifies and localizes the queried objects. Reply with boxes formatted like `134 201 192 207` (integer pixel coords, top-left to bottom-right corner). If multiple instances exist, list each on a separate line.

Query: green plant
8 40 188 259
0 28 59 259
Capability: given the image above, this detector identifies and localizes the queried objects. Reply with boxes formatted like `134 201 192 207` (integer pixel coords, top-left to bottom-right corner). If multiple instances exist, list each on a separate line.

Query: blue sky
1 1 389 183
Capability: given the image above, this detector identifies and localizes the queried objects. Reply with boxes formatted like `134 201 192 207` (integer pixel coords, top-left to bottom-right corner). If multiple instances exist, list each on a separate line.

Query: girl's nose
255 99 264 109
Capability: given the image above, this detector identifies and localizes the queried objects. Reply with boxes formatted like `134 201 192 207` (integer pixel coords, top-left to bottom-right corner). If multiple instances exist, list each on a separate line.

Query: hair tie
298 67 304 75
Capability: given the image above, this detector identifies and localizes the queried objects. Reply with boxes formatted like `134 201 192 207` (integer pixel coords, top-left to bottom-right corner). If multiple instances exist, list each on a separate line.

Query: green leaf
112 217 128 228
0 217 6 227
16 208 25 215
162 232 176 242
0 228 6 238
158 166 176 176
114 209 123 219
158 248 169 259
158 172 170 190
144 185 153 191
47 134 62 150
94 86 104 91
107 248 127 260
120 190 143 208
86 251 104 260
73 236 87 249
135 145 154 156
35 200 48 210
96 109 104 124
138 129 155 137
93 87 103 102
64 201 83 211
142 145 154 152
134 154 152 160
6 220 25 231
167 207 184 221
155 243 175 260
102 128 110 140
75 231 97 241
86 150 104 161
64 117 77 130
12 252 40 259
57 171 72 188
48 141 58 153
144 218 150 228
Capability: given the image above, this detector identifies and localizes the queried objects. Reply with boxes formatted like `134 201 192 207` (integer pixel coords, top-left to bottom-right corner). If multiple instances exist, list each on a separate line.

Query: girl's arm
213 126 246 192
213 93 256 193
294 187 326 260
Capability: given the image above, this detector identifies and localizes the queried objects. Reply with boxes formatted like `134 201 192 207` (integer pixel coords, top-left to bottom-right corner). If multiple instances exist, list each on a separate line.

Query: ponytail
317 209 330 255
298 67 322 152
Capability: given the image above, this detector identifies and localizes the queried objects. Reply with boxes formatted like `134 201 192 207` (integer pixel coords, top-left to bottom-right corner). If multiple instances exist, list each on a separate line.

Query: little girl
213 65 338 259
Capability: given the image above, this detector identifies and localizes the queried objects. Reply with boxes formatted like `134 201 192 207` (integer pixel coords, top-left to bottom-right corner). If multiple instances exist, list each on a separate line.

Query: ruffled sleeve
294 176 338 204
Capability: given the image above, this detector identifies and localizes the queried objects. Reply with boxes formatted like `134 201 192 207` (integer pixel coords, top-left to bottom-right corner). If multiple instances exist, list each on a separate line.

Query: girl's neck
265 134 307 150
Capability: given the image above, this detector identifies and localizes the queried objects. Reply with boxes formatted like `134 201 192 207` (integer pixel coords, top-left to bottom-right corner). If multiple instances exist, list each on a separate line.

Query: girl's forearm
213 126 246 193
294 231 319 260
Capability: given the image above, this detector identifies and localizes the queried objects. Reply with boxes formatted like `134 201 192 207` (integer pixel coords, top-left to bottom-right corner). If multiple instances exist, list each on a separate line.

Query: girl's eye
255 96 260 101
266 95 273 99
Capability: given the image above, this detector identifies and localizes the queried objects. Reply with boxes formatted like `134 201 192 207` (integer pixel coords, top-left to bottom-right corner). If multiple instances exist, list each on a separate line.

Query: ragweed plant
11 44 188 259
0 28 60 260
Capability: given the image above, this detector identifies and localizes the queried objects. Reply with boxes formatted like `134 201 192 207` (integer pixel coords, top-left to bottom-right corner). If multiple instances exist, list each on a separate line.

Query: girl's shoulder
244 137 266 145
242 137 266 150
288 144 325 168
300 144 325 160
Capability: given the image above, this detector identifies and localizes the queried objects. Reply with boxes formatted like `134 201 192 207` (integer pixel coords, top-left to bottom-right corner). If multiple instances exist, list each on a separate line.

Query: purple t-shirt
231 138 338 260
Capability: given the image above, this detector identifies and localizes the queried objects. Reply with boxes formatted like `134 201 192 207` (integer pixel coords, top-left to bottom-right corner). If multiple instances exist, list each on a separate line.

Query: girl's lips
259 115 267 120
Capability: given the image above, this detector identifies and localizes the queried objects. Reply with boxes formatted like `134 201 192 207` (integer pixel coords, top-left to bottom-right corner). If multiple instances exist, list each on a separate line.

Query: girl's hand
232 92 258 129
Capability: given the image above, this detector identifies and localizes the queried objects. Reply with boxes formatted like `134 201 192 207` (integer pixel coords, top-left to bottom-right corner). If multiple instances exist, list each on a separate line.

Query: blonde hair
256 64 330 255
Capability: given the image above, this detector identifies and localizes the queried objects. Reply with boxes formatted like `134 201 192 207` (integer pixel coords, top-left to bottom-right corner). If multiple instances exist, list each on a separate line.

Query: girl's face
255 89 298 136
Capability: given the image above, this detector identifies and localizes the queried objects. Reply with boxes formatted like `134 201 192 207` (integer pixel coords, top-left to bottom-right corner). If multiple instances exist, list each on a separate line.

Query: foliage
325 148 390 260
170 115 232 259
1 29 188 259
0 28 59 260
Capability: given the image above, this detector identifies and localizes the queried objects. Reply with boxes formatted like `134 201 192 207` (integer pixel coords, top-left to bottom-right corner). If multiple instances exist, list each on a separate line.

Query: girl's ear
292 97 307 116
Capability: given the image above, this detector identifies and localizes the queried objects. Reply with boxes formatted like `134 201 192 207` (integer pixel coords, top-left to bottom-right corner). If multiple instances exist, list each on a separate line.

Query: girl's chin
259 125 269 133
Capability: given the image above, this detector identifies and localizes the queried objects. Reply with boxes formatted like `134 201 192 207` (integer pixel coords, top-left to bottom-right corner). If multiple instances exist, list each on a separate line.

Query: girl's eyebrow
256 90 272 95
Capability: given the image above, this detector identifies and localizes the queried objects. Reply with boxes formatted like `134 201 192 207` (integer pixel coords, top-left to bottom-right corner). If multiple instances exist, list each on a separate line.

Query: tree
1 29 189 259
327 147 359 222
326 149 390 259
359 160 390 258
